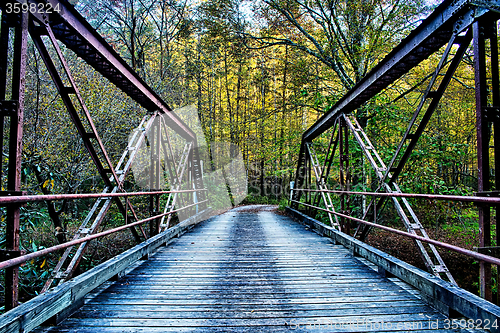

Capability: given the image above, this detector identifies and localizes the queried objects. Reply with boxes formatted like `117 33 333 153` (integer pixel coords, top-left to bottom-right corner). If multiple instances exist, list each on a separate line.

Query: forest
0 0 493 308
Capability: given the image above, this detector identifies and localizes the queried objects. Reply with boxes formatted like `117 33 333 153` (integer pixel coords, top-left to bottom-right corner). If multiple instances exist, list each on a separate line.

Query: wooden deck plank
40 312 448 326
75 300 426 312
34 208 487 332
81 295 418 304
98 277 399 284
34 327 484 333
73 306 438 319
98 283 408 293
34 325 481 333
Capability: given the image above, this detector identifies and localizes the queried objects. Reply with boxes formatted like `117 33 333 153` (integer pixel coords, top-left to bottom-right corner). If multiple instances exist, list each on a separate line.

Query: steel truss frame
0 9 28 312
41 114 156 292
474 17 500 302
0 1 207 309
292 0 500 299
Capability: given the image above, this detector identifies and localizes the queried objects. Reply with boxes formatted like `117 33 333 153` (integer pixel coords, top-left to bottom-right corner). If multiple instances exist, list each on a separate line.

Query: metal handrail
291 188 500 204
289 199 500 267
0 199 208 271
0 189 207 205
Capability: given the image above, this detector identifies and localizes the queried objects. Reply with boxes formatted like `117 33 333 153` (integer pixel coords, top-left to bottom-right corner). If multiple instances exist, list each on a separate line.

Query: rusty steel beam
0 189 203 205
303 0 496 141
44 0 196 140
474 19 494 301
491 21 500 305
351 30 472 243
0 0 208 310
29 20 147 244
386 30 473 184
338 118 350 234
0 199 208 272
29 24 121 189
291 144 307 207
1 9 29 311
0 13 9 184
6 0 196 141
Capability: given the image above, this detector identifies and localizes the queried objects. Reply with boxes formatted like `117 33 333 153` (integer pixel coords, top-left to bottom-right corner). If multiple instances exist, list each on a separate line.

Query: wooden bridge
3 0 500 332
2 206 487 332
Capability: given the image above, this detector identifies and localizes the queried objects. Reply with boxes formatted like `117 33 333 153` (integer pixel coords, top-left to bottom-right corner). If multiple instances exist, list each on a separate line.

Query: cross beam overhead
304 0 499 141
6 0 195 140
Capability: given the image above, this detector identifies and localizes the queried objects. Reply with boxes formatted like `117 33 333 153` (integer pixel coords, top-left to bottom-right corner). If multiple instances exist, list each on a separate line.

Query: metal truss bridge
1 0 500 332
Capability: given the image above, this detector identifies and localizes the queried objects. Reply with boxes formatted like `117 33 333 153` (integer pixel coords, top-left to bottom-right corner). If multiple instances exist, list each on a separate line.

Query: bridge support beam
0 0 208 310
339 118 350 234
473 18 500 302
0 10 28 311
292 1 500 297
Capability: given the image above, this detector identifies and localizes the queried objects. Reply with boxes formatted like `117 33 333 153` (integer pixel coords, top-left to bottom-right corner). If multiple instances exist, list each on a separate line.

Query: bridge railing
0 190 208 272
0 203 213 333
286 205 500 333
291 0 500 302
290 188 500 267
0 0 210 311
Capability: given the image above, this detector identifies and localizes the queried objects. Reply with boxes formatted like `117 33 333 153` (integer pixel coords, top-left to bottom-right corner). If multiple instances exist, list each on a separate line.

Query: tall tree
242 0 427 90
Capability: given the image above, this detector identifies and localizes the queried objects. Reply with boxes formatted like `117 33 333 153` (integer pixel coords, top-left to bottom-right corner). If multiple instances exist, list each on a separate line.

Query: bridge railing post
0 9 29 311
472 16 500 304
491 19 500 306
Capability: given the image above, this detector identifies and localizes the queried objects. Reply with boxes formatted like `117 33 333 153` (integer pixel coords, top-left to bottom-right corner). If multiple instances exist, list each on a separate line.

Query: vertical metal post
339 121 345 232
149 121 155 236
304 151 310 214
155 118 161 233
0 12 12 310
344 120 350 235
156 116 161 191
150 193 160 236
0 13 9 183
149 118 161 236
339 118 350 234
190 149 196 215
149 194 154 236
474 20 492 301
291 145 304 207
3 9 28 310
187 149 193 217
307 151 312 213
490 21 500 304
155 194 160 234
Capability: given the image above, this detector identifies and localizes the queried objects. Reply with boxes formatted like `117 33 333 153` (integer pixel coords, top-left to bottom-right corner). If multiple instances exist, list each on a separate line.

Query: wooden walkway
36 206 484 332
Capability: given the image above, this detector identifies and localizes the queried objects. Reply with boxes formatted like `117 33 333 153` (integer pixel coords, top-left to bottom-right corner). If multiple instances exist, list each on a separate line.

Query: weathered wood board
0 209 212 333
32 208 489 332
